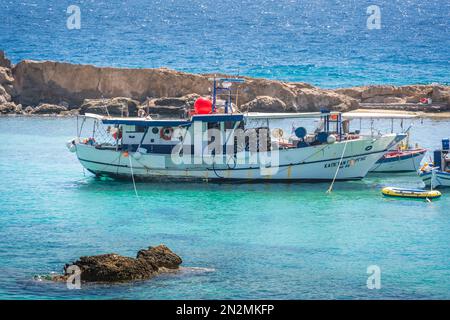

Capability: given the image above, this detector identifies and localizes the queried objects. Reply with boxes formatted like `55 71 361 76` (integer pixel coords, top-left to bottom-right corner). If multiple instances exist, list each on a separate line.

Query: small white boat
342 112 426 173
419 139 450 188
370 148 426 172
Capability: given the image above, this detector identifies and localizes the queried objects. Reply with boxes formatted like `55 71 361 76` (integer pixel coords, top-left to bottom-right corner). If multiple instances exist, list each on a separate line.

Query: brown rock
0 67 14 85
239 96 290 112
31 103 68 114
136 245 183 269
12 60 211 107
0 85 11 102
432 85 450 103
11 60 355 112
80 97 139 116
0 102 18 114
54 244 182 283
0 51 11 68
67 254 158 282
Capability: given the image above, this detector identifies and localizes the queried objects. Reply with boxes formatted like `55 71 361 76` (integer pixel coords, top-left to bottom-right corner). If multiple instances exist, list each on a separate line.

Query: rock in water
137 245 183 269
53 245 182 283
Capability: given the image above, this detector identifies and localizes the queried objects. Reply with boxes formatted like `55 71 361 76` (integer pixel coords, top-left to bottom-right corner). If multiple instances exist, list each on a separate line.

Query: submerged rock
52 245 182 283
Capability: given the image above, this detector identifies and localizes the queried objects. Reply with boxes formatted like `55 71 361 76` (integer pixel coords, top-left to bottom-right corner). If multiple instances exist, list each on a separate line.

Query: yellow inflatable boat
381 187 441 199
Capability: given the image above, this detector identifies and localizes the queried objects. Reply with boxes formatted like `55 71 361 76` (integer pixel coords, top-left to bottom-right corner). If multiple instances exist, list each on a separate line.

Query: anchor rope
326 139 349 194
128 155 139 198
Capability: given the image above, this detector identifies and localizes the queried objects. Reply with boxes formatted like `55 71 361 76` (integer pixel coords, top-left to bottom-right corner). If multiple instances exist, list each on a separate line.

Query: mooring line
326 139 349 194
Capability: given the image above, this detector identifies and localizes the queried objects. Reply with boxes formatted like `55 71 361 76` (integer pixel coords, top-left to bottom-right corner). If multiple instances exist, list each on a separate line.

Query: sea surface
1 0 449 87
0 116 449 299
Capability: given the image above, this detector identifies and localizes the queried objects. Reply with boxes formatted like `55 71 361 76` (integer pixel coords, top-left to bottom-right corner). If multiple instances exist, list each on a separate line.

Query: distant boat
342 112 426 173
370 148 426 172
419 138 450 188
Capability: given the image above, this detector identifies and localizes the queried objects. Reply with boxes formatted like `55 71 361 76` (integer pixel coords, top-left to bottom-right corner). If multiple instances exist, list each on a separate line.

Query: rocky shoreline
1 50 449 117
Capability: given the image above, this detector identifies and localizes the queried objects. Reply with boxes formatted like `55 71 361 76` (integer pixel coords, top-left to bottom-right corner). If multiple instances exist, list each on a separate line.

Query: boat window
152 127 159 134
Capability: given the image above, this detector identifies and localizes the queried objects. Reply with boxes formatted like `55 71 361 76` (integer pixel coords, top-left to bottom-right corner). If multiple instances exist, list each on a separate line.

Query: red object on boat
382 148 427 159
194 97 213 114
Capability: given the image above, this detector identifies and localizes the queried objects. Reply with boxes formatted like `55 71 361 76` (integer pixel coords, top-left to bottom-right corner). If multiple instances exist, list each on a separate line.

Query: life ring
160 127 173 141
111 127 122 140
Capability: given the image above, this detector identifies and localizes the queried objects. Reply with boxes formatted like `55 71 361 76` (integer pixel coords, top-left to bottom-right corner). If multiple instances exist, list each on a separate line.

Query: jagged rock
153 97 189 108
11 60 354 111
383 97 406 104
432 85 450 103
60 108 80 116
12 60 211 107
0 85 11 102
136 245 183 269
0 51 11 68
24 106 33 113
52 244 182 283
7 56 449 113
80 97 139 116
239 96 290 112
31 103 68 114
0 67 14 85
0 102 18 114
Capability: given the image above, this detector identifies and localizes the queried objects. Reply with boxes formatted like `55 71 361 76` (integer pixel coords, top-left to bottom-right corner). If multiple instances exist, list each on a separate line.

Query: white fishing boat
419 138 450 188
67 78 406 182
342 112 426 172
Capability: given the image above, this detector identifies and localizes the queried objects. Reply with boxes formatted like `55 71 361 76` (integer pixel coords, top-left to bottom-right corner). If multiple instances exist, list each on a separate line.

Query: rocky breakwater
334 84 450 112
2 50 449 116
52 245 182 283
0 51 21 115
10 56 358 115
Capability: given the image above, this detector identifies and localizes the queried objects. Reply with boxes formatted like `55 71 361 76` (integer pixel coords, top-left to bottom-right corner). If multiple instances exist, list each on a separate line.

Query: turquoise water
1 0 449 87
0 117 449 299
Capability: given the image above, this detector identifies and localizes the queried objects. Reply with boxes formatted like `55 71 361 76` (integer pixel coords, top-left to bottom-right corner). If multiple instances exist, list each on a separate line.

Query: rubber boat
381 187 441 199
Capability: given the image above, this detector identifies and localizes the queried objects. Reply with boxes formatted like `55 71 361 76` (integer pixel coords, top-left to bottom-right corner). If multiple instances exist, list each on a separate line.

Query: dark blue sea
1 0 449 87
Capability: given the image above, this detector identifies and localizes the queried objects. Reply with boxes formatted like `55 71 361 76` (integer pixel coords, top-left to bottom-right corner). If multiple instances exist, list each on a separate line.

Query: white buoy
327 134 337 144
133 151 142 160
66 139 77 153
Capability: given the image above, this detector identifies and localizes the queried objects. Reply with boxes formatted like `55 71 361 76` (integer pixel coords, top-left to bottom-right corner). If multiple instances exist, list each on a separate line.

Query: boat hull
370 149 426 173
420 170 450 188
74 135 398 181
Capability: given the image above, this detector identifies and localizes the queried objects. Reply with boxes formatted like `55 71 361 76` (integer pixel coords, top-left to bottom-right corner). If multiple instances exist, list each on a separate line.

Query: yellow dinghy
381 187 441 199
